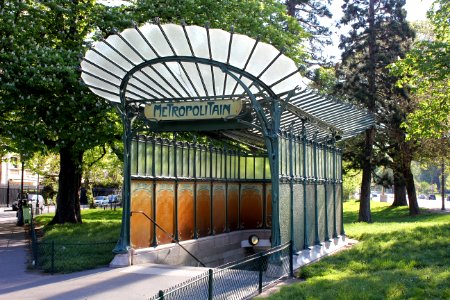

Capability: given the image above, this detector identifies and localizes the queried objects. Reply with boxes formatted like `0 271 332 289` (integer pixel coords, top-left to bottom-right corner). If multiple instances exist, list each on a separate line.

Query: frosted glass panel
154 144 161 176
265 159 271 180
336 184 343 234
317 185 325 242
327 183 335 238
162 145 169 176
306 184 315 246
131 141 138 175
293 184 304 250
246 157 255 179
240 157 246 179
138 141 146 176
168 145 174 177
211 151 217 178
255 157 265 179
279 184 291 244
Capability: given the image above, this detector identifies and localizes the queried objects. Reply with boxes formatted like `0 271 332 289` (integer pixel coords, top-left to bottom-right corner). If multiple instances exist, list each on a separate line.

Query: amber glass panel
240 184 263 229
213 183 226 234
130 180 153 249
227 183 239 231
155 182 174 244
196 184 211 237
178 183 195 241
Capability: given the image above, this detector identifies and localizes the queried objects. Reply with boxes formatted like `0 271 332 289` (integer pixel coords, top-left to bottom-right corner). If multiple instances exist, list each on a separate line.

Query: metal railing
131 210 206 267
29 221 116 274
150 241 293 300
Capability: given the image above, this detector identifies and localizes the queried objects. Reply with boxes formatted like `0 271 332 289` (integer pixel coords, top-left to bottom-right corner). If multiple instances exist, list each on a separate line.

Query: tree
390 0 449 140
1 0 309 224
126 0 309 65
337 0 418 220
0 0 122 224
283 0 333 64
390 0 449 209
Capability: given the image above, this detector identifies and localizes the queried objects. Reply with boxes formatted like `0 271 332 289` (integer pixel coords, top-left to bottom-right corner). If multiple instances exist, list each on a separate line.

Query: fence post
289 241 294 277
158 290 164 300
208 269 213 300
258 252 264 294
51 241 55 274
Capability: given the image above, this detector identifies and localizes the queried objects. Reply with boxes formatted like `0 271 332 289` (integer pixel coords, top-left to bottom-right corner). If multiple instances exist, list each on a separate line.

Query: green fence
150 241 293 300
30 222 116 274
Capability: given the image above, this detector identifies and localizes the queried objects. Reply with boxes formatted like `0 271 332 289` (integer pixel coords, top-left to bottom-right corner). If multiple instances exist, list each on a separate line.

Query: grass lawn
264 201 450 300
34 208 122 273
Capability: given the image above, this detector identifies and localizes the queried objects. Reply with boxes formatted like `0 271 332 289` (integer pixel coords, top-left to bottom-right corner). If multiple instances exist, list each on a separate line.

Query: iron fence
150 241 293 300
29 222 116 274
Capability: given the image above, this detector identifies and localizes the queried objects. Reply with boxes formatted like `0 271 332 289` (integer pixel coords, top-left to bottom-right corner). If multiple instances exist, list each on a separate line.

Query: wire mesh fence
150 241 293 300
29 222 116 274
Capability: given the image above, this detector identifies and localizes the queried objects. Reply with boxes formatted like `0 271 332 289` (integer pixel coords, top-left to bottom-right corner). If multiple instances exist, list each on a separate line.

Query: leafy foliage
390 0 450 140
127 0 309 66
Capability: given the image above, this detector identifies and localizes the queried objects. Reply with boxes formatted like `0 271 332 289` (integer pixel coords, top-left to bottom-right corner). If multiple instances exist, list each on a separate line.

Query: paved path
0 208 209 300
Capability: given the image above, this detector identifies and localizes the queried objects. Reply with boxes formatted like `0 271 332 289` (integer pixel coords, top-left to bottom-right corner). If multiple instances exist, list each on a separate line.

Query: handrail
130 210 206 267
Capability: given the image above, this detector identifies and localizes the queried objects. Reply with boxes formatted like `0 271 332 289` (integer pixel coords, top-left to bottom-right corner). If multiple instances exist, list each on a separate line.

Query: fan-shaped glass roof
81 23 373 141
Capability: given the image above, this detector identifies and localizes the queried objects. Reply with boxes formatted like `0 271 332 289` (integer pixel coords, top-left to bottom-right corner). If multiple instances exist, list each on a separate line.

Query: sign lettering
144 100 242 121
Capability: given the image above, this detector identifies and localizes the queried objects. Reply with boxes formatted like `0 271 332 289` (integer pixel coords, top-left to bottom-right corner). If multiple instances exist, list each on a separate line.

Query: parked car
12 194 44 211
428 194 436 200
418 194 426 199
94 195 109 206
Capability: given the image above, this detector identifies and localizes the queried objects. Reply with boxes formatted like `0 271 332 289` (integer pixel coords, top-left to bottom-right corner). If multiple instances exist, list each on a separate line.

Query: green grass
265 201 450 300
34 209 122 273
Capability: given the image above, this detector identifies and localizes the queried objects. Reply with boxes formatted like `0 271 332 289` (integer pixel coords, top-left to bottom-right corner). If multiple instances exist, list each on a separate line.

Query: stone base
109 249 134 268
122 229 271 267
293 235 355 269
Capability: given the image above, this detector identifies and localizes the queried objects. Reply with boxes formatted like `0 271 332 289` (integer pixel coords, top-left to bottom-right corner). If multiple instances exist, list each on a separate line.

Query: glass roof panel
81 23 374 140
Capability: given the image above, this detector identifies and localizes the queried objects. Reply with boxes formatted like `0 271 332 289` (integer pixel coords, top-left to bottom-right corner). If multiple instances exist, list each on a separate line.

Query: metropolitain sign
144 100 243 121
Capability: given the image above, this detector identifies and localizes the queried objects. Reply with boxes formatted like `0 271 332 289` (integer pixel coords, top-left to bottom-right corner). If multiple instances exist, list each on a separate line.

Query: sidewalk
0 207 209 300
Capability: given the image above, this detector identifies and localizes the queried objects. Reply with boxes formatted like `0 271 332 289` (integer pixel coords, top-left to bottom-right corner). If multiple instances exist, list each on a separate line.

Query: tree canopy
0 0 313 224
390 0 449 140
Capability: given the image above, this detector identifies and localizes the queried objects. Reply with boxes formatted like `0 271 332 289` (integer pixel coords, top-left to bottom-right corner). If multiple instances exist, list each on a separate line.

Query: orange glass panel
196 184 211 237
178 183 195 241
240 184 263 229
227 183 239 231
213 183 226 234
156 181 174 244
130 180 153 249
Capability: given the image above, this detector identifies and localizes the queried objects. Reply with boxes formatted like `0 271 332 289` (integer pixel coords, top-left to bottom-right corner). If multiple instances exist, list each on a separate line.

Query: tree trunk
392 169 408 206
49 146 83 224
285 0 296 17
359 127 374 222
396 138 420 215
440 161 445 211
358 0 376 223
404 166 420 215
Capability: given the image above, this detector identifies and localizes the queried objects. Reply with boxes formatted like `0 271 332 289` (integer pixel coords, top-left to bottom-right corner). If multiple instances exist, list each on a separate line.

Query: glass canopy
81 23 373 142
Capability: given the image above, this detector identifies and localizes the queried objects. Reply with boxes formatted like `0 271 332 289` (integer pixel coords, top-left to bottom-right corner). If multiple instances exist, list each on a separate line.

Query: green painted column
302 122 309 249
323 144 330 241
114 108 132 254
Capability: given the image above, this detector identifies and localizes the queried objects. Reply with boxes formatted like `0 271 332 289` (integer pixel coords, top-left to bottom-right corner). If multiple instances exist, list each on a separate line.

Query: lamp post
6 179 11 208
16 160 25 226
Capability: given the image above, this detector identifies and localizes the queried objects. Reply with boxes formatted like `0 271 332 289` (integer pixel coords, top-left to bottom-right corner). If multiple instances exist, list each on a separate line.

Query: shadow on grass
265 203 450 300
343 203 446 224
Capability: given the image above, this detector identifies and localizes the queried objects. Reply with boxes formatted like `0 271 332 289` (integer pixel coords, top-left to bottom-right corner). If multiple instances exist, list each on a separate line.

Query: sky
323 0 434 61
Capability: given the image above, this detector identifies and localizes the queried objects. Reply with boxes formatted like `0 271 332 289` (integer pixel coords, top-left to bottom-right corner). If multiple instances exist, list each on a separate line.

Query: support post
114 111 132 254
324 144 330 241
302 122 309 248
313 139 320 245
